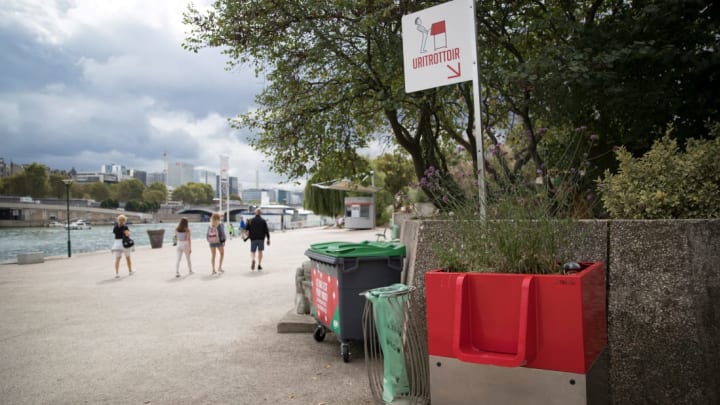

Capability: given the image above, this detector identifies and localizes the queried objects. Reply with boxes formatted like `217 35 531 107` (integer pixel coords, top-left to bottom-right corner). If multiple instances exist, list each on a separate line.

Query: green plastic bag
365 283 411 402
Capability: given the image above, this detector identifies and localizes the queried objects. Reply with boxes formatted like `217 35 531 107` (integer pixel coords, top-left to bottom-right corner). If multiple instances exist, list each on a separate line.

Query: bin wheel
341 343 350 363
313 325 326 342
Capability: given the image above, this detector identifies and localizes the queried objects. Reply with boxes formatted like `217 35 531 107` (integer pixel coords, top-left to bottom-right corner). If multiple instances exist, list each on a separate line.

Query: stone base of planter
429 350 608 404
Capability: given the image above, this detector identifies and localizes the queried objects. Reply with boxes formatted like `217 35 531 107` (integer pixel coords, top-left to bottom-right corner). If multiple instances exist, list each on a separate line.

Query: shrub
598 124 720 219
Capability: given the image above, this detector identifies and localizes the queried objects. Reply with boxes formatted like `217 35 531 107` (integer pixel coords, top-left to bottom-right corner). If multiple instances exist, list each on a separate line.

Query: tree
147 182 168 202
142 189 166 208
116 179 145 202
303 179 345 218
48 174 69 199
184 0 473 209
1 163 50 197
373 152 415 198
86 182 111 202
172 183 214 205
184 0 719 213
472 0 719 185
101 199 119 209
143 182 167 208
302 154 372 218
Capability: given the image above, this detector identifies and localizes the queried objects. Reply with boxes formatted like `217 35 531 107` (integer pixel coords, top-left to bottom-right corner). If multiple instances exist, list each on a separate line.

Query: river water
0 222 216 263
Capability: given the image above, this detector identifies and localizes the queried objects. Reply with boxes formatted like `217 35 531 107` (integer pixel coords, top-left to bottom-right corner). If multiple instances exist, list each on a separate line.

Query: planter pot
425 262 606 374
146 229 165 249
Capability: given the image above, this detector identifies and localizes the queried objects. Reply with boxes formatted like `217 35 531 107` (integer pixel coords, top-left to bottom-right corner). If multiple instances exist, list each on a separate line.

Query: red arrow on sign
447 63 461 79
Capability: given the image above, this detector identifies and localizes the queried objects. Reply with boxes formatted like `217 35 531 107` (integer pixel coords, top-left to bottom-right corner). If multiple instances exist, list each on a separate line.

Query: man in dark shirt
247 208 270 270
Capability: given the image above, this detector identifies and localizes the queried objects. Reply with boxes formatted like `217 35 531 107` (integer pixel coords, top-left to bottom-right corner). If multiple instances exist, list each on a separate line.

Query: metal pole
470 0 486 219
65 183 72 257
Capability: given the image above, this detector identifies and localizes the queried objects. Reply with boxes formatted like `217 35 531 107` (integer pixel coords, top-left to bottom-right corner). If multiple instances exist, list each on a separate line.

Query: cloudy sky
0 0 312 190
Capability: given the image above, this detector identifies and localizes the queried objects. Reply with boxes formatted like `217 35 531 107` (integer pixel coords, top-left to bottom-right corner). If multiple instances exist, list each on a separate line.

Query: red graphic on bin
311 267 339 329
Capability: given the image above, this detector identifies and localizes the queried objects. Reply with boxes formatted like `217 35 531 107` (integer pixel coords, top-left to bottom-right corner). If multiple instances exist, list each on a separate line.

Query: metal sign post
220 155 229 222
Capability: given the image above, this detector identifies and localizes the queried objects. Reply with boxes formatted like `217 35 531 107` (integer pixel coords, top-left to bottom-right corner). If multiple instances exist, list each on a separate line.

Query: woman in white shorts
111 214 134 278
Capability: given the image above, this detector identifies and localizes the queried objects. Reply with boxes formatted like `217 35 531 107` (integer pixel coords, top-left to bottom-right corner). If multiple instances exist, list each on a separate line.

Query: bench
17 252 44 265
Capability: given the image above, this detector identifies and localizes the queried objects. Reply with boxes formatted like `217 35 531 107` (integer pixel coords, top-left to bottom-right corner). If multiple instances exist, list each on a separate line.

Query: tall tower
163 152 168 187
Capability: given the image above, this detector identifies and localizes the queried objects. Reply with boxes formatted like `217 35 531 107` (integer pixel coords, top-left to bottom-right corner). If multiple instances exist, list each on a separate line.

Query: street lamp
62 179 73 258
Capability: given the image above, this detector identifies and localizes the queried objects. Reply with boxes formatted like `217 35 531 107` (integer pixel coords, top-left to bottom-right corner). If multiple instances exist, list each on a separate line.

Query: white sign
402 0 476 93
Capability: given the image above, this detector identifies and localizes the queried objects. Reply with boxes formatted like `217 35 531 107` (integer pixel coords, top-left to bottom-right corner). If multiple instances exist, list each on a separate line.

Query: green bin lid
307 240 405 258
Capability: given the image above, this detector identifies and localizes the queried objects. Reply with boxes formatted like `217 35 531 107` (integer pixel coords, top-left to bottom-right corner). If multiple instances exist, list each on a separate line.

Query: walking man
247 208 270 270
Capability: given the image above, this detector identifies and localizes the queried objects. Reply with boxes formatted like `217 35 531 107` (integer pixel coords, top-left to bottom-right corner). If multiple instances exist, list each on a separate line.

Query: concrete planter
146 229 165 249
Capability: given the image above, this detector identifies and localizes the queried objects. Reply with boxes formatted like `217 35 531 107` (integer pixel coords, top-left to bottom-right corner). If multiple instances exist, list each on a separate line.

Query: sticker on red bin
311 267 340 334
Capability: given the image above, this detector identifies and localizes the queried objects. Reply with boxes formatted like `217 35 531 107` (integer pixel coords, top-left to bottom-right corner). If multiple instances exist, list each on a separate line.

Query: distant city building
1 160 26 177
167 162 194 187
75 172 119 184
216 176 240 198
131 169 147 185
242 188 277 204
277 189 291 205
194 169 217 193
278 189 304 205
147 172 165 186
229 177 240 197
101 163 128 176
0 157 302 206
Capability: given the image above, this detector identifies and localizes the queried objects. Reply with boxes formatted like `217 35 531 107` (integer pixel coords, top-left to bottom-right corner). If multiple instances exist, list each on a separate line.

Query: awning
312 179 378 193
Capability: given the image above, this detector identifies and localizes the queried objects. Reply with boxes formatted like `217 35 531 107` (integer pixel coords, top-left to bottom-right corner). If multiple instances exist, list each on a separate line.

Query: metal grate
362 285 429 404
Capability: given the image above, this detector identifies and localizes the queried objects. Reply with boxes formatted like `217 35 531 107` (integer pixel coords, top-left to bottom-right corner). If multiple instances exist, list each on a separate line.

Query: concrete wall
0 204 147 227
400 219 720 405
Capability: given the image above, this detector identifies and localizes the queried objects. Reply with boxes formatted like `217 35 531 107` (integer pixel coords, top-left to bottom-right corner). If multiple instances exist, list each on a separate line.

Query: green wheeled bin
305 240 405 362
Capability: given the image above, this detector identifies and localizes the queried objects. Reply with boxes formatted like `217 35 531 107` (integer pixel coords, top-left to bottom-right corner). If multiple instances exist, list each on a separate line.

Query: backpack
207 226 219 244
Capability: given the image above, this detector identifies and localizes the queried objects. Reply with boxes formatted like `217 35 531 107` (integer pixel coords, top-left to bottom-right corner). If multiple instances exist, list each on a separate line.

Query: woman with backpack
206 212 227 275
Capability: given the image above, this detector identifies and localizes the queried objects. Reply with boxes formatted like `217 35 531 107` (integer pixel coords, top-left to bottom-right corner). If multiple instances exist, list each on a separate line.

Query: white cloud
1 0 190 45
0 0 298 191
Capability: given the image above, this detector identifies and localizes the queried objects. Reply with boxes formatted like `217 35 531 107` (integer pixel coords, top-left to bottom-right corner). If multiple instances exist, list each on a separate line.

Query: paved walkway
0 227 382 404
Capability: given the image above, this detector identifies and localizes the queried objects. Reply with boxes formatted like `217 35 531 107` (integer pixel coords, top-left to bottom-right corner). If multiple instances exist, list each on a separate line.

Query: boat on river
67 220 92 230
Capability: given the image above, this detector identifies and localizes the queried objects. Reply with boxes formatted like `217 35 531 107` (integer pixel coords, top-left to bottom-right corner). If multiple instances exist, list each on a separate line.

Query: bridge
174 204 252 221
0 198 259 228
0 200 149 228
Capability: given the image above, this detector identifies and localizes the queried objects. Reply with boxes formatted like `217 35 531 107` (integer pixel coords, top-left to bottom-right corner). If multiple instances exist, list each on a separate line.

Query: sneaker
258 265 263 271
115 274 120 279
129 270 135 276
189 270 194 275
218 268 224 273
176 273 180 278
251 260 255 270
